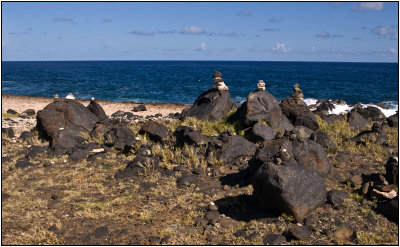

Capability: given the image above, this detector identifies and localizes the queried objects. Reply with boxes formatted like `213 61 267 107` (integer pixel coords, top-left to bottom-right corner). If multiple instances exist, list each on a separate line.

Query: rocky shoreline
2 72 398 245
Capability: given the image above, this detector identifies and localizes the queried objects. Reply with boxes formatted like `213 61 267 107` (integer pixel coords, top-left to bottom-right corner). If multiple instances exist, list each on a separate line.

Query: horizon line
2 59 398 64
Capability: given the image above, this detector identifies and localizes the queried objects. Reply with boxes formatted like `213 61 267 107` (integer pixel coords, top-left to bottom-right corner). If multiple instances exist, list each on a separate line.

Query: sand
2 94 188 117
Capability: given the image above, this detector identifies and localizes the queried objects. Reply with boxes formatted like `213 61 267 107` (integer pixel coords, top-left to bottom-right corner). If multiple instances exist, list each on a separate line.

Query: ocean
2 61 398 116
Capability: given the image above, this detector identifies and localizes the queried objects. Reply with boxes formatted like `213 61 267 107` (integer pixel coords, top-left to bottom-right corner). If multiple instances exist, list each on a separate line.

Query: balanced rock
180 71 237 121
36 99 99 149
253 162 327 223
280 96 319 131
212 70 228 91
291 84 304 100
257 80 266 91
230 90 293 131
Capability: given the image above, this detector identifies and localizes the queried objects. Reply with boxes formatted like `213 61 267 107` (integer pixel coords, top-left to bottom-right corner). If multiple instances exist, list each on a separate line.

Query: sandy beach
2 94 188 117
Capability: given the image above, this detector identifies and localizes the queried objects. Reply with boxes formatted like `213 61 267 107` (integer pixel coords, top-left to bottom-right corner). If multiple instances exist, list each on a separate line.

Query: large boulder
280 98 319 130
208 131 256 163
87 99 108 122
249 138 331 178
291 139 331 177
139 120 168 143
230 91 293 131
347 111 370 130
36 99 99 149
253 162 327 223
174 126 209 147
180 88 237 121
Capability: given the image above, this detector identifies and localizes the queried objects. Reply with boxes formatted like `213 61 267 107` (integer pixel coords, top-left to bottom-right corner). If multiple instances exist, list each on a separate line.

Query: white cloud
237 10 252 16
54 17 74 23
390 48 397 54
371 26 398 40
129 30 155 36
272 43 291 52
316 32 344 38
352 2 384 11
200 42 206 51
195 42 207 52
180 25 206 35
311 46 317 53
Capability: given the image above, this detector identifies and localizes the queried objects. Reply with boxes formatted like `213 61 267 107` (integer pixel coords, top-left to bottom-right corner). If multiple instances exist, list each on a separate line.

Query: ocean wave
304 98 397 117
234 96 247 104
326 102 397 117
303 98 318 106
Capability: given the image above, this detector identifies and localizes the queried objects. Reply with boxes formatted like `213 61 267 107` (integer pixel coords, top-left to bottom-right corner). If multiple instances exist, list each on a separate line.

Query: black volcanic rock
253 162 327 223
230 90 293 131
280 97 319 130
180 88 237 122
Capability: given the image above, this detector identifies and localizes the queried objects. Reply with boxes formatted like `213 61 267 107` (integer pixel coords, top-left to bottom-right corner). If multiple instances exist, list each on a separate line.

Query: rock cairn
53 94 59 102
257 80 266 91
291 84 304 100
213 71 228 91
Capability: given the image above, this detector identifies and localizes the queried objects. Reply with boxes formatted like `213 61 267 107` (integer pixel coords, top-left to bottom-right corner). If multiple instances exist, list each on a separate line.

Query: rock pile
291 83 304 100
257 80 265 91
212 71 228 91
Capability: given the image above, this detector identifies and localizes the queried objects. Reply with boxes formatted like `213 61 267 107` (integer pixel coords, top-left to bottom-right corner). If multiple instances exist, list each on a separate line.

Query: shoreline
1 93 188 117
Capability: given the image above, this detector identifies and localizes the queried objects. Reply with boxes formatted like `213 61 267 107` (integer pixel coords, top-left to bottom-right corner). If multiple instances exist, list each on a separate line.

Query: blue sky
2 2 398 62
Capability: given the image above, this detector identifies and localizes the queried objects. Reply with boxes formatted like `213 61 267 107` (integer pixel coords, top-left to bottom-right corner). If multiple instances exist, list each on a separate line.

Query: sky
2 2 398 62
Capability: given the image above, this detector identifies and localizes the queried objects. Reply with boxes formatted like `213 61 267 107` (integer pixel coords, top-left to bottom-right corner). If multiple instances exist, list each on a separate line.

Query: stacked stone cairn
291 83 304 100
213 71 228 91
257 80 266 91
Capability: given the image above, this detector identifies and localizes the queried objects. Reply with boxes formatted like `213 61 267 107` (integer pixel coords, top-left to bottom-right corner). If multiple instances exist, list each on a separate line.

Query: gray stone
250 122 276 142
327 190 348 206
230 90 293 131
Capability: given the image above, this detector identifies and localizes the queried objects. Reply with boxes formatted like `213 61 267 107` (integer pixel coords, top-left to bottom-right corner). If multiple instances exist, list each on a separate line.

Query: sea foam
303 98 398 117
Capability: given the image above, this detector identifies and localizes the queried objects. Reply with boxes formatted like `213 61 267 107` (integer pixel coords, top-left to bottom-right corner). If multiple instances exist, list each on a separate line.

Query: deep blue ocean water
2 61 398 109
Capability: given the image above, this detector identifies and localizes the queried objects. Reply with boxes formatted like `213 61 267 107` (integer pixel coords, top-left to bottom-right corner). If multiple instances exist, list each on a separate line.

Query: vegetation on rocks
2 97 398 245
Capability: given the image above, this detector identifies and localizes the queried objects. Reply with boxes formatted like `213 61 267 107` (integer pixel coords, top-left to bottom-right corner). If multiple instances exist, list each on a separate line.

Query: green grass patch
316 115 397 162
